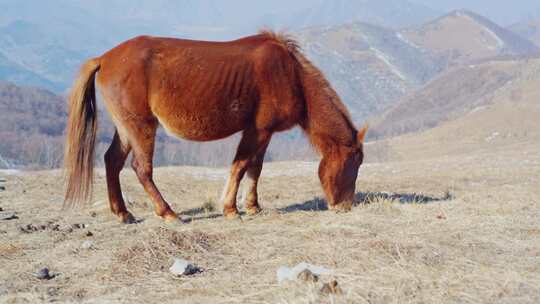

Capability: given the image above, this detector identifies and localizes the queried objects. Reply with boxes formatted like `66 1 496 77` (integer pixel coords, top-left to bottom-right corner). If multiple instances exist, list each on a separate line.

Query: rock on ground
169 258 200 276
35 268 53 280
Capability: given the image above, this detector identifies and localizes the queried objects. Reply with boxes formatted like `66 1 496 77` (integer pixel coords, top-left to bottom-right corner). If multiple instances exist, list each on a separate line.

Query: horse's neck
303 95 355 154
297 56 355 154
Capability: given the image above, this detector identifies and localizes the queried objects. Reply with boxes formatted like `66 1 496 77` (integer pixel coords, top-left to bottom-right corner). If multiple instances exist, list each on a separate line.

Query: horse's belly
154 105 247 142
159 119 241 141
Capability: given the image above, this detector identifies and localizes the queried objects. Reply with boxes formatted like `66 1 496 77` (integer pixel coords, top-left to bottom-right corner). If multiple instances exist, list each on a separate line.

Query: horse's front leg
221 129 271 219
242 142 270 215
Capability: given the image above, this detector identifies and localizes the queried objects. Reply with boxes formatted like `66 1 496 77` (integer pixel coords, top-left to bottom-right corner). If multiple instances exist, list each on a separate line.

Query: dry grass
113 228 223 277
1 140 539 303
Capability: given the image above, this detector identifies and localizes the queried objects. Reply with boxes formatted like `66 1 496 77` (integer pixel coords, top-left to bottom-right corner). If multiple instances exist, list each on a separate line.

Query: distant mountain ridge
0 51 62 91
508 19 540 47
294 10 539 123
401 10 540 68
370 56 540 139
365 11 540 139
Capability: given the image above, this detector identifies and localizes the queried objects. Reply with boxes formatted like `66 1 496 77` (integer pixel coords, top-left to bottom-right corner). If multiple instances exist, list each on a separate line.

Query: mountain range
296 10 539 122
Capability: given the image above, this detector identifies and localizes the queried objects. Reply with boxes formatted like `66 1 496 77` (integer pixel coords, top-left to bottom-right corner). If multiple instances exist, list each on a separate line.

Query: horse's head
318 125 368 211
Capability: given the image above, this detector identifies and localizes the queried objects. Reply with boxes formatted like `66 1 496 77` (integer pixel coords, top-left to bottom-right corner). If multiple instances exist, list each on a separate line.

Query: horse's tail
63 57 101 208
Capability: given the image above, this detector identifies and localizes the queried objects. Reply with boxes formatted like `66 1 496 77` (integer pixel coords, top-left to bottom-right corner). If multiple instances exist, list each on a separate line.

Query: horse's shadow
179 207 224 222
278 191 453 213
175 191 453 221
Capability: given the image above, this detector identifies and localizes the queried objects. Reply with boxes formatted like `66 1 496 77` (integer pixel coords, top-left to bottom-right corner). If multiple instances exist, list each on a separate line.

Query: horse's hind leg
129 121 179 222
222 129 271 219
243 140 270 215
104 131 135 224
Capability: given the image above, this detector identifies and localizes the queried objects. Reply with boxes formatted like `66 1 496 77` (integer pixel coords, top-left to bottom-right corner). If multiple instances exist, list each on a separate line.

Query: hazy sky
411 0 540 25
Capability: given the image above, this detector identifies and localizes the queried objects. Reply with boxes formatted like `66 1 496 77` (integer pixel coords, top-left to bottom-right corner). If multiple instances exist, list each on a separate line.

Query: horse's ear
357 124 368 144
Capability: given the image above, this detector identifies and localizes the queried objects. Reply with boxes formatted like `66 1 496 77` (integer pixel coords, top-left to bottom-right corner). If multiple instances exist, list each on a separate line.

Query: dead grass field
1 140 539 303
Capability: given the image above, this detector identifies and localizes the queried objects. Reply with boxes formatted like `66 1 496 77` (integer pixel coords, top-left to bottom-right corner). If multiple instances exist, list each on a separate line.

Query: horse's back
96 34 304 141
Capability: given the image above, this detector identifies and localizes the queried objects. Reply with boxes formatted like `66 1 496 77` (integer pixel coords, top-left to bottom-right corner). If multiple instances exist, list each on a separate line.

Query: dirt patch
0 244 21 260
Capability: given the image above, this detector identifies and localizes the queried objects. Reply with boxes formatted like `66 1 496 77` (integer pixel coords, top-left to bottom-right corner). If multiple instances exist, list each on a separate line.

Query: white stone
81 240 94 250
169 258 199 276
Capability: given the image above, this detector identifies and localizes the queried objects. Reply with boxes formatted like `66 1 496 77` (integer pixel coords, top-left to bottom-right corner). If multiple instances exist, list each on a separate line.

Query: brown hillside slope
370 57 540 140
367 99 540 162
0 81 66 168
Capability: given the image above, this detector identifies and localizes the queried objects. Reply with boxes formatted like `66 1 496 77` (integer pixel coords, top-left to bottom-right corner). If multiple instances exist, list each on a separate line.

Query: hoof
163 216 184 227
118 212 136 224
223 209 241 220
157 210 181 223
329 201 352 213
245 206 262 216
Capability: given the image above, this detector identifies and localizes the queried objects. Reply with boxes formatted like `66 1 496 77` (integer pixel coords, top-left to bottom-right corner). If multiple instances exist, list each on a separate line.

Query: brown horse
64 30 368 224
